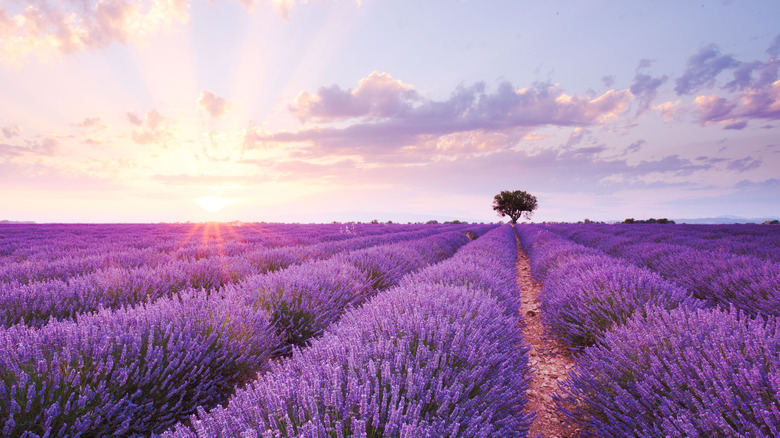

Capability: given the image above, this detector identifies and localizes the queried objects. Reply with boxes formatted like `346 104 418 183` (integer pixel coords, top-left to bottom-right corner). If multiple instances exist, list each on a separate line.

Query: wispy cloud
151 173 272 186
127 109 172 145
630 59 668 114
198 90 231 119
292 72 420 122
1 136 60 157
727 157 762 172
72 117 105 129
675 44 740 95
2 124 21 139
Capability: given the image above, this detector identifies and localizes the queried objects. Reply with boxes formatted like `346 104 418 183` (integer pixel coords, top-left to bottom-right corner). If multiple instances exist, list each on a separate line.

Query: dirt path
516 240 579 438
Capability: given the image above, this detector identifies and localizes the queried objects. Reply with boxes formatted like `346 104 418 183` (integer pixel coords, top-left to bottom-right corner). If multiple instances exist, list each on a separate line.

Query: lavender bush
0 292 280 437
0 225 480 328
162 225 532 438
539 254 703 349
230 259 372 351
541 224 780 317
557 306 780 437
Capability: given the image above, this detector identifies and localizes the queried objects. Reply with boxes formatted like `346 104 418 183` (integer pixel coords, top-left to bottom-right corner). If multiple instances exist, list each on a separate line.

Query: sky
1 0 779 224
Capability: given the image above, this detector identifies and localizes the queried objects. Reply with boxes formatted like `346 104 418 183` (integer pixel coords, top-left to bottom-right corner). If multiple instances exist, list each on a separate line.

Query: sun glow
195 196 235 212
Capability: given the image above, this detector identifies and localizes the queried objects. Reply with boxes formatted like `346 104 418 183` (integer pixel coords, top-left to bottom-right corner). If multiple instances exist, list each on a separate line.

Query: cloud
739 79 780 119
724 59 779 91
630 60 668 114
0 161 121 191
2 124 21 139
291 72 420 122
694 94 738 123
734 178 779 191
265 73 633 160
625 139 645 154
270 0 294 20
724 121 748 130
0 136 59 157
29 137 59 156
563 127 588 148
653 100 683 122
242 145 714 198
675 44 740 95
768 33 780 58
127 111 144 126
127 109 172 145
72 117 105 129
694 80 780 126
0 143 23 157
727 157 762 172
198 90 232 119
0 0 190 66
151 173 272 186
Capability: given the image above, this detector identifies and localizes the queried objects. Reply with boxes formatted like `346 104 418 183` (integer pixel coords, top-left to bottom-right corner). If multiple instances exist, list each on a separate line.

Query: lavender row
557 306 780 437
545 223 780 262
515 225 701 350
0 223 301 282
516 225 780 436
0 223 429 285
540 224 780 317
0 223 378 261
162 224 532 438
0 225 473 328
0 228 485 437
0 292 279 437
224 227 485 355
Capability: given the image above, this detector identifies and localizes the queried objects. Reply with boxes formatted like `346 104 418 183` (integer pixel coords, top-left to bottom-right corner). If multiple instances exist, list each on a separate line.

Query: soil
516 240 580 438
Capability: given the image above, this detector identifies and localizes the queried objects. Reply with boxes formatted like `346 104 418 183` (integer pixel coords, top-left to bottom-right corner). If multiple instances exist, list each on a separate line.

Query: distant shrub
558 306 780 437
622 217 675 224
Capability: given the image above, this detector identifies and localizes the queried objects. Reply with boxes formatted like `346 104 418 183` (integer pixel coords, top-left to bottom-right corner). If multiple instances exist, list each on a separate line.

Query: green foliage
492 190 538 224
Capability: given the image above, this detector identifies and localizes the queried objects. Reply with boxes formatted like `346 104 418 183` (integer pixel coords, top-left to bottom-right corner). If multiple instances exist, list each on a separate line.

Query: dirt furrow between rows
516 239 579 438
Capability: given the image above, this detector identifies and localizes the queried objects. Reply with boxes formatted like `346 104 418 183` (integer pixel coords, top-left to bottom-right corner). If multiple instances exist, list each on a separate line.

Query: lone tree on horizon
492 190 538 224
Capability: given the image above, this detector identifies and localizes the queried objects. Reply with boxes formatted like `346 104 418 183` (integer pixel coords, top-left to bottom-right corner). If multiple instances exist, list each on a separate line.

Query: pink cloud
694 80 780 127
267 74 633 160
694 94 738 123
2 124 21 139
653 100 683 122
126 111 143 126
740 80 780 120
127 109 171 145
72 117 104 129
292 72 420 122
198 90 231 119
0 1 189 65
0 136 59 157
151 173 272 186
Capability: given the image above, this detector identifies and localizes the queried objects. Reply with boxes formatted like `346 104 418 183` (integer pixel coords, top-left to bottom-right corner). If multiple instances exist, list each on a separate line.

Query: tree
492 190 538 224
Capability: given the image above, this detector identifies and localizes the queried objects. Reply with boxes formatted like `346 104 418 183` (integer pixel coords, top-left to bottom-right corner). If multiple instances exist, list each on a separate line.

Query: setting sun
195 196 234 212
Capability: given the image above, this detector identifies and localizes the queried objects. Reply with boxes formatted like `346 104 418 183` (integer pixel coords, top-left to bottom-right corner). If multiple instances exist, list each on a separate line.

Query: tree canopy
492 190 538 224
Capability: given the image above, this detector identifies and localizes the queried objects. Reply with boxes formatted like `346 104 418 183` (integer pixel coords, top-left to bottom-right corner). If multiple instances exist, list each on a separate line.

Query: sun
196 196 233 212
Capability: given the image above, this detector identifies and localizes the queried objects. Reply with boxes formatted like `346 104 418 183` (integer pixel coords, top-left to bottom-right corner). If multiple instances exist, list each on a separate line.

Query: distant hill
0 220 36 224
671 215 779 224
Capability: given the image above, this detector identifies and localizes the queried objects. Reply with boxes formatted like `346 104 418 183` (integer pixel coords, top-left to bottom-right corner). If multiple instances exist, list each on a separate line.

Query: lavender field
1 222 779 437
